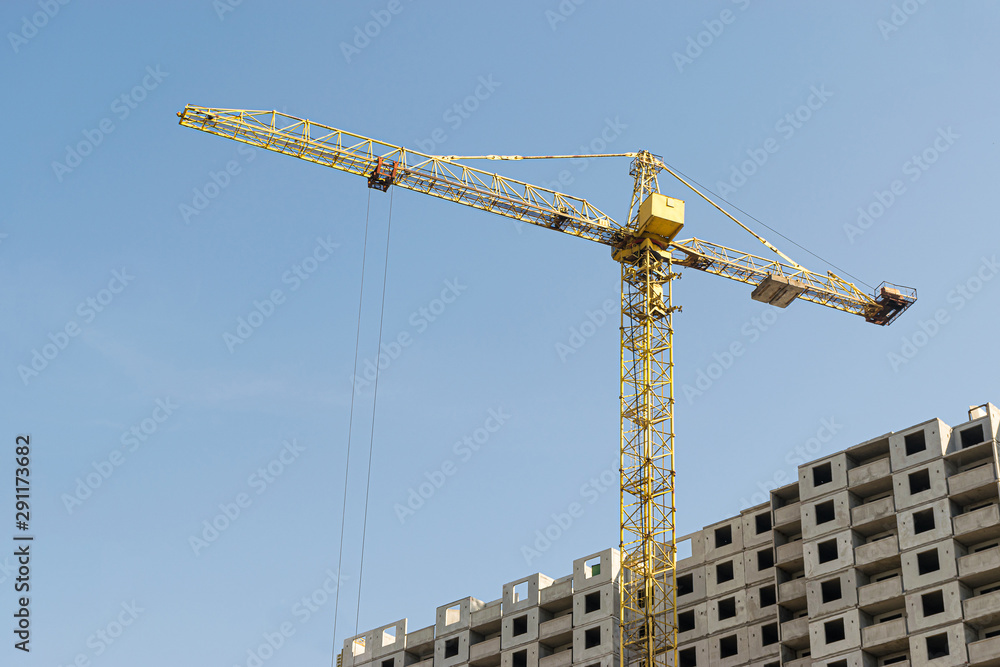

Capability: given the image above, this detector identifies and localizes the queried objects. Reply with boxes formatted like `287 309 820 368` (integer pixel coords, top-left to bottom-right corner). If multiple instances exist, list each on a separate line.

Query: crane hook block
637 193 685 242
367 156 398 191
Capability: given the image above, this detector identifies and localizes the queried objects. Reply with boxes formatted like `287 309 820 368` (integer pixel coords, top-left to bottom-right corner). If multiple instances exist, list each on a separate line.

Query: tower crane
177 106 916 667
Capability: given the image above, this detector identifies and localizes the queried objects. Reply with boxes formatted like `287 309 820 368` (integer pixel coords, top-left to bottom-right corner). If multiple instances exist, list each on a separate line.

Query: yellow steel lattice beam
177 106 915 325
177 106 619 245
618 241 677 667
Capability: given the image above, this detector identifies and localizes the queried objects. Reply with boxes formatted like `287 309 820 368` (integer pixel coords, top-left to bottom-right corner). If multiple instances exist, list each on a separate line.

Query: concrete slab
572 550 620 594
907 622 977 666
808 608 863 660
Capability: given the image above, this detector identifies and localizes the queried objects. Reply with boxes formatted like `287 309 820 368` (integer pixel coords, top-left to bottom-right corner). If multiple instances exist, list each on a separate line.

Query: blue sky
2 1 999 665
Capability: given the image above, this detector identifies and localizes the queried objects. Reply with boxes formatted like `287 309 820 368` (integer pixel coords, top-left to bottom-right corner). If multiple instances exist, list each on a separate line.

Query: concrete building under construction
339 403 1000 667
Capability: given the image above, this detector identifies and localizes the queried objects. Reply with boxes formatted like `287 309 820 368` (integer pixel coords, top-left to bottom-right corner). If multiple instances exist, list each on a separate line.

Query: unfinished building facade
340 549 622 667
676 402 1000 666
341 403 1000 667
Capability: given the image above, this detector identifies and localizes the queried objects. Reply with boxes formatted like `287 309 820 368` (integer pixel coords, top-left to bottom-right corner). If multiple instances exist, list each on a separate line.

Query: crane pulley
177 104 916 667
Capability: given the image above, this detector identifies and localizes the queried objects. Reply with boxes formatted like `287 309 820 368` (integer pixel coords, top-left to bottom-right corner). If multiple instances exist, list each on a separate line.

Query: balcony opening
828 661 847 667
813 462 833 487
445 605 461 626
926 632 949 659
913 508 936 534
883 656 908 665
917 548 941 575
678 648 697 667
922 590 945 617
584 557 600 579
513 581 528 604
678 609 695 633
715 525 733 548
817 539 839 564
756 512 772 534
716 560 734 583
382 660 394 667
718 597 736 620
757 548 774 571
961 424 985 448
761 622 779 646
904 430 926 455
677 573 694 596
759 585 776 607
512 615 528 636
352 638 366 657
815 500 836 525
877 612 903 623
512 650 527 667
584 591 600 614
821 578 842 603
909 469 932 494
584 627 601 649
719 635 738 659
444 638 459 659
824 618 845 644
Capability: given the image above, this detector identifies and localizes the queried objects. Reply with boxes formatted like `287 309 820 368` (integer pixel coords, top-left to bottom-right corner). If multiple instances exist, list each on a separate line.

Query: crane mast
616 152 678 666
178 105 916 667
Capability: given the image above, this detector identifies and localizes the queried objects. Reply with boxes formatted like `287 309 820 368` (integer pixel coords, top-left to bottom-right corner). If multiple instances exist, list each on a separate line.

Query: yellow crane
177 106 915 667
